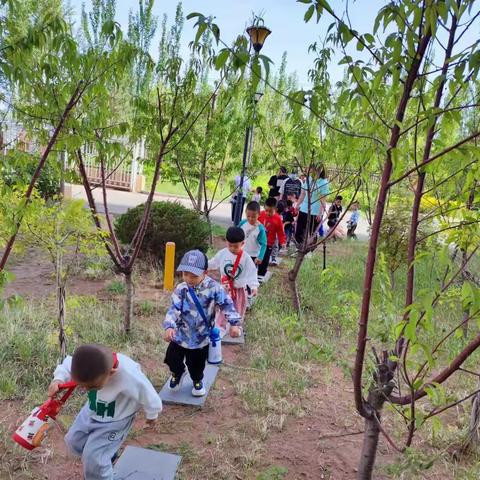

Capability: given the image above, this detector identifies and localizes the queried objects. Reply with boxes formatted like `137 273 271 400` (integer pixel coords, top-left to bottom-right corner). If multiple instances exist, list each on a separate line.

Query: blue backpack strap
188 286 210 326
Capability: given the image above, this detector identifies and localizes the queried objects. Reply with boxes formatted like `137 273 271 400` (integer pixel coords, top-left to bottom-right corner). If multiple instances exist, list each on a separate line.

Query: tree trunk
124 271 134 333
288 250 306 313
57 284 67 360
465 378 480 451
357 352 395 479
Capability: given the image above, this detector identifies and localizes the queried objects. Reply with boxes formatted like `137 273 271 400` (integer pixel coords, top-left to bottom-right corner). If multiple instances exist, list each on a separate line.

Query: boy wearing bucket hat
163 250 241 396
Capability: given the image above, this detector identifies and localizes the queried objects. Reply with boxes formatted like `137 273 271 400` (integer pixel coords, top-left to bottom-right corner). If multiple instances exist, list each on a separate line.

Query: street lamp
233 24 271 226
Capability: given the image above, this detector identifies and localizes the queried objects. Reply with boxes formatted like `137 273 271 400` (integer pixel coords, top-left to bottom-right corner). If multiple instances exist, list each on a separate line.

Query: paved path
70 185 370 240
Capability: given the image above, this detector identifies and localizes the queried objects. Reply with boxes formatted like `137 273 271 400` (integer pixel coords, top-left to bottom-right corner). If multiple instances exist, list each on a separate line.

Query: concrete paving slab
159 364 219 407
113 445 181 480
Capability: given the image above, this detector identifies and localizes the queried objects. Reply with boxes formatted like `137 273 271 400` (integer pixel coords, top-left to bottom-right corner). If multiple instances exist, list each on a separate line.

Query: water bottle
13 381 77 450
208 327 222 364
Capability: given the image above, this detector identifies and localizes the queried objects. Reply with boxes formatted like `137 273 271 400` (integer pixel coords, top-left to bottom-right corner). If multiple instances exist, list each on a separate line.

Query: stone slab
113 445 181 480
159 364 219 407
222 331 245 345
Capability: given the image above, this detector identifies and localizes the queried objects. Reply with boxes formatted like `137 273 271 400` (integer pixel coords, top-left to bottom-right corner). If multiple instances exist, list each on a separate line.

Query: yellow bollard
164 242 176 291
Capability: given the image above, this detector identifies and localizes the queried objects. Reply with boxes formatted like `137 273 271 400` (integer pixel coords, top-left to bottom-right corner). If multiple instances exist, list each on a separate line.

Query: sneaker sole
191 388 206 397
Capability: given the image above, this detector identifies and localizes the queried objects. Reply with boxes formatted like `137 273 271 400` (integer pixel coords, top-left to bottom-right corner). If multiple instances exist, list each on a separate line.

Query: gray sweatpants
65 404 135 480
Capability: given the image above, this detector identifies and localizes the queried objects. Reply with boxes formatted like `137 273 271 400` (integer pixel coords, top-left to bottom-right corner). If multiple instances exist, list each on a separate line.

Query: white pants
65 404 135 480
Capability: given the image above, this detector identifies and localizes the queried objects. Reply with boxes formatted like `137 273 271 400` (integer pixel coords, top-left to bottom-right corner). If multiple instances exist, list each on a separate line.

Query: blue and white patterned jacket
163 276 241 348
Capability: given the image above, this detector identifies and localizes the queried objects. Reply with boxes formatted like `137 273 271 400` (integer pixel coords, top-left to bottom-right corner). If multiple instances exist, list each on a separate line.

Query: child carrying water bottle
163 250 241 396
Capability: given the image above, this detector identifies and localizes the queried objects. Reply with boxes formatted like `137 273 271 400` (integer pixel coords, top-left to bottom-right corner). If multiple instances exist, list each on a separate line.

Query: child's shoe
192 380 206 397
169 371 186 391
257 275 265 283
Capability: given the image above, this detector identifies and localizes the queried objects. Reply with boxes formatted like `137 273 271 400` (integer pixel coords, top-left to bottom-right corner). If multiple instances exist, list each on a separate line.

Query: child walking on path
164 250 241 396
209 227 259 332
258 197 287 281
347 201 360 239
48 343 162 480
239 201 267 265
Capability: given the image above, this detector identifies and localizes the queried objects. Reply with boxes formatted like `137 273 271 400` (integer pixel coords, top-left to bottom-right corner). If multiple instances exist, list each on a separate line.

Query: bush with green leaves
115 201 210 265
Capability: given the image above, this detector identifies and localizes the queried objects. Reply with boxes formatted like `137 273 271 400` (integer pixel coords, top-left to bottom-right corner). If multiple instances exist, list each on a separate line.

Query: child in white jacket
48 343 162 480
209 227 259 335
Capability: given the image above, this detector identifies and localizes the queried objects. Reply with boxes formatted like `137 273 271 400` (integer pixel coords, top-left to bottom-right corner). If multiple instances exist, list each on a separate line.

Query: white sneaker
192 380 206 397
270 259 279 266
258 275 265 283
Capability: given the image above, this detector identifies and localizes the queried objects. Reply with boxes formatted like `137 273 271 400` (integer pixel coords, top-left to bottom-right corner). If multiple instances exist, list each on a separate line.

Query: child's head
276 200 286 215
245 201 260 225
286 199 293 208
226 227 245 254
177 249 208 286
335 195 343 205
71 344 116 390
352 201 360 210
264 197 277 216
255 186 263 194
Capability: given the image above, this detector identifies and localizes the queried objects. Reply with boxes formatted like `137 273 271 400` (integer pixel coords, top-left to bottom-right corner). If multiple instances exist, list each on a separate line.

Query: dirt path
1 249 396 479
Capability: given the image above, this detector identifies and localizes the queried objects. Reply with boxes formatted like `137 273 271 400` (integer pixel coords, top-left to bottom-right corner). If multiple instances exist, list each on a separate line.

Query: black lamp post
233 24 271 226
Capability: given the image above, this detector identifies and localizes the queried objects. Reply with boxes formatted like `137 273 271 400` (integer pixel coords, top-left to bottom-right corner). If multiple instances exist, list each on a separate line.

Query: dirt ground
2 249 396 480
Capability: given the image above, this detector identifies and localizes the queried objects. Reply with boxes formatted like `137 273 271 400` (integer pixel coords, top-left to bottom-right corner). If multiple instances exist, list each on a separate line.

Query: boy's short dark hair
246 201 260 213
336 195 343 201
265 197 277 208
286 199 293 207
71 344 113 383
256 186 263 193
280 166 287 174
226 226 245 243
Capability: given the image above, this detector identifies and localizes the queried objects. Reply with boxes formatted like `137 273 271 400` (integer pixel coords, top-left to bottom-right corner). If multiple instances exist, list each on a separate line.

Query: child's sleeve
208 250 221 270
277 218 287 246
244 256 260 288
134 369 163 420
163 285 183 330
214 285 241 326
257 224 267 261
53 356 73 383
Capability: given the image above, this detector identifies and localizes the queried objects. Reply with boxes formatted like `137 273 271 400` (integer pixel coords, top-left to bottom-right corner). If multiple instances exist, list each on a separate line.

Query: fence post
164 242 176 291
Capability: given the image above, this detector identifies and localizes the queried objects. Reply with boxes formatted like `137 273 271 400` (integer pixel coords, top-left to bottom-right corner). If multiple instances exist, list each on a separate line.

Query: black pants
164 342 209 382
258 246 272 277
231 197 246 222
285 224 294 246
347 223 357 239
295 211 319 245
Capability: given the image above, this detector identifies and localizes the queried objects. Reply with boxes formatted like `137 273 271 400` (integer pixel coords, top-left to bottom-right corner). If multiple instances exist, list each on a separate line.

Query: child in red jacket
258 197 286 281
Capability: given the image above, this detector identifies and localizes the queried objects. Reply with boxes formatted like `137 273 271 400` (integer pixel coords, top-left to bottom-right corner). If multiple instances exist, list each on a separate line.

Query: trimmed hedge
115 201 210 265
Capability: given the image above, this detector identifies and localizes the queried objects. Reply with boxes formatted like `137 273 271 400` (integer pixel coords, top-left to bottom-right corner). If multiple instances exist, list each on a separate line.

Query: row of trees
1 0 480 478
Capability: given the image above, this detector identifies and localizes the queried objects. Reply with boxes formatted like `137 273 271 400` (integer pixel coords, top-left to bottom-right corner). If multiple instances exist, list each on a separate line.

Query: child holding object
209 227 259 332
347 201 360 239
48 343 162 480
164 250 241 396
258 197 287 281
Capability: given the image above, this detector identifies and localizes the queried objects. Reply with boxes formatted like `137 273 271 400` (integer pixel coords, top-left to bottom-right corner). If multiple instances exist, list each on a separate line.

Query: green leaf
214 49 229 70
304 5 315 22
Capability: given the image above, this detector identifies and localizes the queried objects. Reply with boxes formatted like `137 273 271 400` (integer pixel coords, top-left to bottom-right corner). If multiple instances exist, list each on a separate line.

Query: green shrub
114 201 210 265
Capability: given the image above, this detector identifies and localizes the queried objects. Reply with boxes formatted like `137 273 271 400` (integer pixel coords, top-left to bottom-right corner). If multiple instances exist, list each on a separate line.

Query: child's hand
48 380 62 398
251 288 258 297
163 328 175 342
145 418 157 429
255 258 262 265
229 326 241 338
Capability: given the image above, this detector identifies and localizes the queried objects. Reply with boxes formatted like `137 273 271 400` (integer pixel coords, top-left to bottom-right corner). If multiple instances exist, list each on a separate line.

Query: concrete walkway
70 184 370 240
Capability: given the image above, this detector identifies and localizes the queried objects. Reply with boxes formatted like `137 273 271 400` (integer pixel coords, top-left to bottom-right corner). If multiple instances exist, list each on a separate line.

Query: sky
72 1 480 87
71 0 377 87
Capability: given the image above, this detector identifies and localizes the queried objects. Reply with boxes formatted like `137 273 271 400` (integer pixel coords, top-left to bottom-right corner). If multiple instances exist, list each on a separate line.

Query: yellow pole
164 242 176 291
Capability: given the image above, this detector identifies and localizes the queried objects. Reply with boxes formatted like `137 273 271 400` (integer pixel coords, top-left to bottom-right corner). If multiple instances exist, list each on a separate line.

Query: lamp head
246 25 271 53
